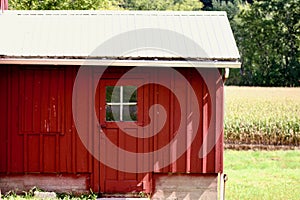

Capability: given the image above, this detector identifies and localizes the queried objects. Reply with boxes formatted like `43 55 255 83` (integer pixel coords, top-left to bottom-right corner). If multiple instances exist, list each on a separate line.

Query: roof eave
0 58 241 68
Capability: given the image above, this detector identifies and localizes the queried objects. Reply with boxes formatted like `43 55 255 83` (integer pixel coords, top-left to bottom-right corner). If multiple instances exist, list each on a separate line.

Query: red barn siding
0 0 8 10
0 65 224 193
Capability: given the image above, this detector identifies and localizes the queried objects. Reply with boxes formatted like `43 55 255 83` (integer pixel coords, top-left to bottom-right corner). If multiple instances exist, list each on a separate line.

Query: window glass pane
105 85 137 122
123 105 137 121
106 86 120 103
123 86 137 102
106 105 120 121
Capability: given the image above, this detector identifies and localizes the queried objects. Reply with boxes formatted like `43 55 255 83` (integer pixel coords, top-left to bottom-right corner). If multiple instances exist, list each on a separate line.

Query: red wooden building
0 10 240 199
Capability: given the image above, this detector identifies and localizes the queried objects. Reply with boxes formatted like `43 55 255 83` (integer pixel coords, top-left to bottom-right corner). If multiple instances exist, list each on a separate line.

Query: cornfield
224 87 300 146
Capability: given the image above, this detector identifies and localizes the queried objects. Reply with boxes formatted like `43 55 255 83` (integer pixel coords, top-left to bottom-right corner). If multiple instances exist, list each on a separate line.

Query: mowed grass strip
224 86 300 145
224 150 300 200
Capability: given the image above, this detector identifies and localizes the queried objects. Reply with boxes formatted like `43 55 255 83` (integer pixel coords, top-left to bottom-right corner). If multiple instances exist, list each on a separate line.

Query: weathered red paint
0 65 223 193
0 0 8 10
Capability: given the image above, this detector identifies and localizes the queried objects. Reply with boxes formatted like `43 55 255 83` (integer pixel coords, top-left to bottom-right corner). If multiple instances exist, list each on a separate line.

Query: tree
235 0 300 86
121 0 203 11
9 0 203 10
201 0 252 10
210 0 240 20
209 0 299 86
9 0 121 10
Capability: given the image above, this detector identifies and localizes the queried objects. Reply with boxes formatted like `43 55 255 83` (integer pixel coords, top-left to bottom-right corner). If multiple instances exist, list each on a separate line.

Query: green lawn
224 150 300 200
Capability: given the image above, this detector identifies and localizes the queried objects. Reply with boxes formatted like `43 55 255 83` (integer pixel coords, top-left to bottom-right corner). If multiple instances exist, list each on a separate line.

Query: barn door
97 77 149 193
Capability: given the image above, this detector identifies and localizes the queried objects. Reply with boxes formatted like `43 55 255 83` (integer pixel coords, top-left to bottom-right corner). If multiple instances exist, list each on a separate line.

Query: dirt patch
225 143 300 151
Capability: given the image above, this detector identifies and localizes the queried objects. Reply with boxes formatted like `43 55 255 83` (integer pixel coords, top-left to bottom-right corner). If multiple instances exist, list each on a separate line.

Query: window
105 86 137 121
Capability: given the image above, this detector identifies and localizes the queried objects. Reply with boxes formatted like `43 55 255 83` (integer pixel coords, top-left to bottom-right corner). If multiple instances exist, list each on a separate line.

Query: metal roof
0 10 240 67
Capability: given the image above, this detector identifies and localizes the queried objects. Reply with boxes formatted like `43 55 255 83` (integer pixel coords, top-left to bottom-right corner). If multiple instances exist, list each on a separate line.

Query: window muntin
105 86 137 121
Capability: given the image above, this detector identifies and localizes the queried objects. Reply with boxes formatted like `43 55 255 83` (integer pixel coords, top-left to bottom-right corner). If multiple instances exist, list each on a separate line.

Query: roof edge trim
0 58 241 68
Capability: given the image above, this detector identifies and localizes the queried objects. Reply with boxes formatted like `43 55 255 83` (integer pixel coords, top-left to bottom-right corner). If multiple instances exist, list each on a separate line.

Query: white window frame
106 86 137 121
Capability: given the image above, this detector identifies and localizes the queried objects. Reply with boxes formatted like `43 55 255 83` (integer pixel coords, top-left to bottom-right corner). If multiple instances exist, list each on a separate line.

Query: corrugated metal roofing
0 10 240 62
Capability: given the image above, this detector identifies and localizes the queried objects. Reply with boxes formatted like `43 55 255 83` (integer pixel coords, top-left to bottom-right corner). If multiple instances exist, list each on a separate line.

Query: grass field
224 86 300 145
224 150 300 200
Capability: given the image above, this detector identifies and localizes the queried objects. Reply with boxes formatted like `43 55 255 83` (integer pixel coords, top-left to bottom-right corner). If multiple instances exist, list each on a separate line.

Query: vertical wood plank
169 70 176 173
215 71 224 173
43 135 56 172
23 70 33 132
88 67 93 175
93 68 101 191
74 67 89 173
55 134 60 172
71 67 77 174
11 67 23 172
49 70 58 132
172 69 186 172
28 135 40 172
185 69 192 173
207 71 217 173
190 69 204 173
33 70 42 133
148 74 155 173
60 66 75 173
118 128 125 181
0 66 8 172
40 69 50 133
24 135 30 174
159 70 171 173
39 134 43 172
6 66 12 172
202 82 209 173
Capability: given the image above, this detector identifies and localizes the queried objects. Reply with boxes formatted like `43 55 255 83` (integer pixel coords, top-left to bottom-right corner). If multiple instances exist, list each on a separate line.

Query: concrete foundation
152 174 218 200
0 174 89 193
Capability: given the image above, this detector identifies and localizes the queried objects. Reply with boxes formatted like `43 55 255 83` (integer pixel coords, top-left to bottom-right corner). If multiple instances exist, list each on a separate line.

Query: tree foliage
9 0 121 10
201 0 252 10
211 0 300 86
211 0 239 20
233 0 300 86
121 0 203 10
9 0 203 10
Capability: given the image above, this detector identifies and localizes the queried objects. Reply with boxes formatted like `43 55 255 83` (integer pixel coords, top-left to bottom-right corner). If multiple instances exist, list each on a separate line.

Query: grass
224 86 300 145
0 189 98 200
224 150 300 200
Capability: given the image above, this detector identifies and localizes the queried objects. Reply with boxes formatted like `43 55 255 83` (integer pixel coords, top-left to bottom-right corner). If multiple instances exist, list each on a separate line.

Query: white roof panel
0 10 240 61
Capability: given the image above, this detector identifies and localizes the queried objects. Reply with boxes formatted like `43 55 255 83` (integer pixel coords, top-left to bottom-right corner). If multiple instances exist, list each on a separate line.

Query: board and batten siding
0 65 223 193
